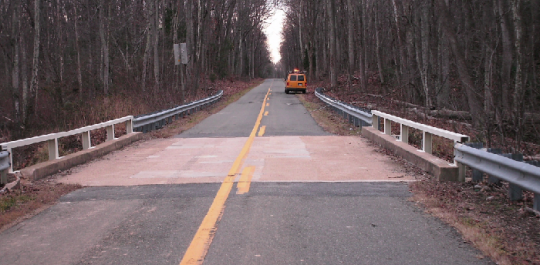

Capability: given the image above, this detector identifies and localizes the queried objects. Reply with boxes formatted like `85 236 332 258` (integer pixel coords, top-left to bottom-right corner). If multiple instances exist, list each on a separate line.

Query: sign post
174 44 181 66
180 43 187 64
174 43 188 102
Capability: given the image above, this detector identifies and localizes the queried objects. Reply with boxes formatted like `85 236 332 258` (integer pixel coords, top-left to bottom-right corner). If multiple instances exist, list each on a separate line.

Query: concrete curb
20 132 143 181
361 127 458 181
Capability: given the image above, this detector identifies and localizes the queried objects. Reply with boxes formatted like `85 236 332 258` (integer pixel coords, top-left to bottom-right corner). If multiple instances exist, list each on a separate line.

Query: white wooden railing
0 116 134 172
371 110 469 161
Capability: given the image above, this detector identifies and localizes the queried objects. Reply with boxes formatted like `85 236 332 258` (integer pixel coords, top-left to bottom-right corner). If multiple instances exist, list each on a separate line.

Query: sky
263 9 285 64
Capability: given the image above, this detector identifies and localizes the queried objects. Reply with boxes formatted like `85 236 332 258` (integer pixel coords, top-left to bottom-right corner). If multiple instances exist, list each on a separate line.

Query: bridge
0 79 493 264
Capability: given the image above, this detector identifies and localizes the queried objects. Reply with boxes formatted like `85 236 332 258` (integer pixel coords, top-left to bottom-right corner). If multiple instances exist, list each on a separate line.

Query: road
0 79 492 265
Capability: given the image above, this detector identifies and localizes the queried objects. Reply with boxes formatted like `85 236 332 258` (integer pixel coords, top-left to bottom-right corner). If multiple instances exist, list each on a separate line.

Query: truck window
298 75 305 81
290 75 297 81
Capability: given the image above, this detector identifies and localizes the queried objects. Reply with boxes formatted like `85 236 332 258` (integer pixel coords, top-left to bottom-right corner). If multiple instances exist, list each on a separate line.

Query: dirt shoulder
298 88 540 265
0 79 264 231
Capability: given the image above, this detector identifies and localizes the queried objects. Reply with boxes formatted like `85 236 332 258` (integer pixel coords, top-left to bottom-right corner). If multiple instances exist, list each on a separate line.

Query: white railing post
372 115 378 130
400 124 409 143
106 125 115 141
48 138 59 160
82 131 91 150
423 131 432 154
126 119 133 134
384 119 391 135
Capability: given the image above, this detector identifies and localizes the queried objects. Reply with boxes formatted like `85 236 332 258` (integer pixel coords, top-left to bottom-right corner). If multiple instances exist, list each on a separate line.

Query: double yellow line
179 82 272 265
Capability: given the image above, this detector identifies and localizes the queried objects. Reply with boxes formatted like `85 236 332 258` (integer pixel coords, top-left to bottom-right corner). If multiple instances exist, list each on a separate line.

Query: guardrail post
457 162 466 182
422 131 432 154
0 150 7 184
465 143 484 182
7 148 13 173
486 148 502 184
400 124 409 143
528 161 540 211
508 154 524 201
126 119 133 134
384 119 391 135
48 138 59 160
106 125 115 141
1 168 6 184
372 115 379 130
82 131 91 150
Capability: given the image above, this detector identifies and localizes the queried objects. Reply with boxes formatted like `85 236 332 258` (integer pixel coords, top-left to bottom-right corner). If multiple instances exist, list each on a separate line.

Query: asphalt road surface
0 79 492 265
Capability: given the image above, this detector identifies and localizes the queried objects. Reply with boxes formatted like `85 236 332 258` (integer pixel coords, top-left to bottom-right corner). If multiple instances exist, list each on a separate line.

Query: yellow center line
258 126 266 137
236 166 256 194
266 103 270 107
179 81 273 265
264 111 268 116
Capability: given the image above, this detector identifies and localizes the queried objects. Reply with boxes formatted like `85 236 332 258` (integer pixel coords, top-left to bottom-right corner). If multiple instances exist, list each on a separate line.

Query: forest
0 0 275 141
280 0 540 150
1 0 540 152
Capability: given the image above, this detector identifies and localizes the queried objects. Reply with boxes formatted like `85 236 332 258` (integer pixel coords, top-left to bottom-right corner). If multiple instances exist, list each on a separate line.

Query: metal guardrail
0 151 10 184
0 116 134 173
372 110 469 156
455 144 540 211
314 87 372 126
314 88 540 209
133 90 223 132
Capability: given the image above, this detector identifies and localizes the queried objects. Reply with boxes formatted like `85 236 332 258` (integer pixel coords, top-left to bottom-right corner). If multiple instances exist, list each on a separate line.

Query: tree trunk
326 0 337 88
299 1 304 71
356 1 366 90
153 0 160 91
99 0 110 95
498 0 512 114
56 0 65 105
74 6 83 99
21 31 29 123
186 0 194 92
416 1 431 107
12 2 21 123
512 0 523 147
391 0 405 87
437 22 450 108
374 1 384 85
31 0 41 115
347 0 354 91
141 0 153 92
437 0 484 127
